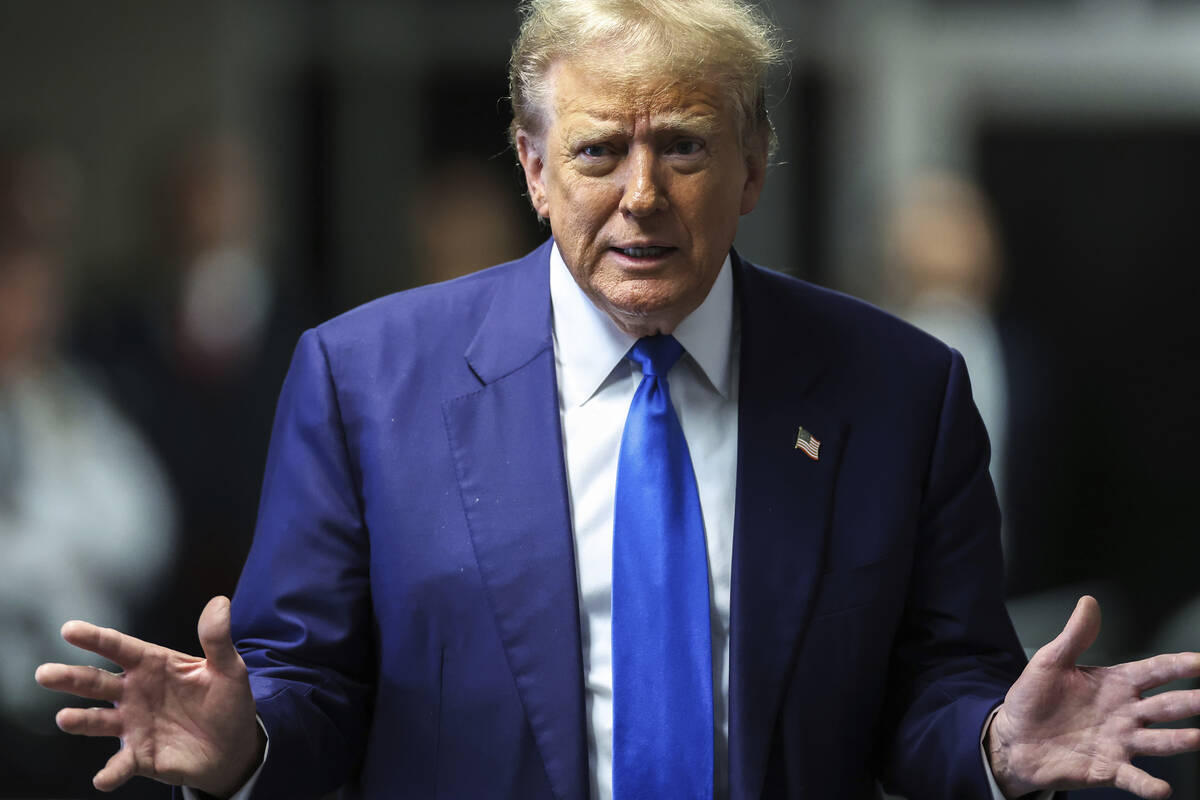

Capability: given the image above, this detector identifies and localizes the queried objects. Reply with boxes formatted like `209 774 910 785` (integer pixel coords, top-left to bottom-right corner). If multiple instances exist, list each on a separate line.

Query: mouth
609 245 677 261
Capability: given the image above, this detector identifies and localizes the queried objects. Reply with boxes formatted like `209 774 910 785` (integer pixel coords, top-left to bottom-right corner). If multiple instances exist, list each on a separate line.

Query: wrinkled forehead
544 58 732 133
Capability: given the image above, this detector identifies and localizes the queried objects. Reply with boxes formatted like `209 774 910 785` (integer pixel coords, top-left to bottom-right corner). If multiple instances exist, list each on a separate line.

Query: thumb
1043 595 1102 667
197 596 241 673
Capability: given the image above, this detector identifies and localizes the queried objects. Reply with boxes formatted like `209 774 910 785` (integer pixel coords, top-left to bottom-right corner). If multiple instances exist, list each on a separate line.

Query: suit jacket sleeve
228 328 374 798
879 348 1027 799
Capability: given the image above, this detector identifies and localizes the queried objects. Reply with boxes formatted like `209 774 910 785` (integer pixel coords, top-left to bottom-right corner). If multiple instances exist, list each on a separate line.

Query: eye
579 143 614 159
667 139 705 157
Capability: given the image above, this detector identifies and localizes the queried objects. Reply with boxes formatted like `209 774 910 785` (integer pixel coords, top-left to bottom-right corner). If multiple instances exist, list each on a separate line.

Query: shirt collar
549 241 735 407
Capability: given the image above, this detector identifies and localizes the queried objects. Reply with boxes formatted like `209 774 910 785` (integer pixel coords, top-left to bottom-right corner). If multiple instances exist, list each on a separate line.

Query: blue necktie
612 335 714 800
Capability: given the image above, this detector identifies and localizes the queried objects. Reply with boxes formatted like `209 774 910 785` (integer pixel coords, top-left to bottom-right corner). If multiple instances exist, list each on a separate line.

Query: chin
602 294 689 337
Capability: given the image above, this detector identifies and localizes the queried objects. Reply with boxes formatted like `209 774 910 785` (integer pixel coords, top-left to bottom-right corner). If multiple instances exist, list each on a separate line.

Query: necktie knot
627 334 683 378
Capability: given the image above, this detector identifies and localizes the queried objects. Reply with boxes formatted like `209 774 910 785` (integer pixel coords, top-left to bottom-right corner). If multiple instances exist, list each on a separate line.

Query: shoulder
307 243 549 368
738 259 956 380
318 261 514 344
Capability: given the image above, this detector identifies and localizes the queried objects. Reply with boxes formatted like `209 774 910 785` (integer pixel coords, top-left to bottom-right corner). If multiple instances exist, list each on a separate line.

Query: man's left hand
987 595 1200 799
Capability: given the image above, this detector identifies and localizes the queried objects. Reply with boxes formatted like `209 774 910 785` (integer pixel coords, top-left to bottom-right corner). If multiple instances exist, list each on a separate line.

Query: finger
60 621 151 670
1124 652 1200 693
55 706 123 738
1137 688 1200 724
1041 595 1102 667
93 746 137 792
197 595 242 674
1130 727 1200 757
35 663 122 702
1113 762 1172 799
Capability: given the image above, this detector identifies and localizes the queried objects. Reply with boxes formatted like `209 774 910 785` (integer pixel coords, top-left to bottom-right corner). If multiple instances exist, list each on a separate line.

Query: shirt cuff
181 715 269 800
981 706 1054 800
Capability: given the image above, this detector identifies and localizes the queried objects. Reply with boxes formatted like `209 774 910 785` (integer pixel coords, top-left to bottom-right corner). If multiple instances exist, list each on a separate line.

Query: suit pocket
811 558 889 619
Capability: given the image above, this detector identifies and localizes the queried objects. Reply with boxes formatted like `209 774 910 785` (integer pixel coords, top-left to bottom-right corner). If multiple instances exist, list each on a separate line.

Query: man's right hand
35 595 264 797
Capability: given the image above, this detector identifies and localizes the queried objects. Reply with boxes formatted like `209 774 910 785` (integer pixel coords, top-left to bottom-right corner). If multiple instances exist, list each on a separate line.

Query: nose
620 149 668 217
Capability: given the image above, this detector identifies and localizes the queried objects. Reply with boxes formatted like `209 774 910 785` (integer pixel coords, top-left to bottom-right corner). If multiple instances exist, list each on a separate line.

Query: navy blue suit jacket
228 240 1027 799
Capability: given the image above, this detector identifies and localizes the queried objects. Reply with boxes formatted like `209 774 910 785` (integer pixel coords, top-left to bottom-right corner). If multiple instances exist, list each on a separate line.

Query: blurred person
885 171 1009 509
0 243 176 721
162 132 275 374
35 3 1200 800
883 171 1142 664
405 156 540 286
75 130 313 653
0 143 175 793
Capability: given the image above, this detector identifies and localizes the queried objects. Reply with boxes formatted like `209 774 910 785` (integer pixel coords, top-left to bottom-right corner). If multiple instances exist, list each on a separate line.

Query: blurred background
1 0 1198 797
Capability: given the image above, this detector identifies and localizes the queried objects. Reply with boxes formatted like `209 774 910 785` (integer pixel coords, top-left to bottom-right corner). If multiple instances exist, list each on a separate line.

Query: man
36 1 1200 798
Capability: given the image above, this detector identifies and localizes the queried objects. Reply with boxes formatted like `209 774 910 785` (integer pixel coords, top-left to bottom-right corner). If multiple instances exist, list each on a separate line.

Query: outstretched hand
987 596 1200 799
35 596 263 797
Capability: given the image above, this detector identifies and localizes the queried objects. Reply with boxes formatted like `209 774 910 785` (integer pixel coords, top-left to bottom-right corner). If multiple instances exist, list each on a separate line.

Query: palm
36 596 262 796
112 642 254 785
989 596 1200 799
1002 656 1141 787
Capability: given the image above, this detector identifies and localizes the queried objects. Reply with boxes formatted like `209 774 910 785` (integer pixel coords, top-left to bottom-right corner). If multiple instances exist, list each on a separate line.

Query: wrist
202 718 266 799
986 705 1036 799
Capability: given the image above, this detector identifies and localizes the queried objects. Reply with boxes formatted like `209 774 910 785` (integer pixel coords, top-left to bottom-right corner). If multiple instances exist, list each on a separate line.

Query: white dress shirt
550 243 739 800
197 245 1031 800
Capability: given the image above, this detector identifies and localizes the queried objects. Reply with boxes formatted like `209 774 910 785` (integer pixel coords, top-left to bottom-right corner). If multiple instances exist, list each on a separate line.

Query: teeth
620 246 668 257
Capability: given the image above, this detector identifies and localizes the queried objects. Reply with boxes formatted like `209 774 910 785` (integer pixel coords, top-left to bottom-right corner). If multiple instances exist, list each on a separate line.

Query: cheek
681 184 740 242
553 182 618 239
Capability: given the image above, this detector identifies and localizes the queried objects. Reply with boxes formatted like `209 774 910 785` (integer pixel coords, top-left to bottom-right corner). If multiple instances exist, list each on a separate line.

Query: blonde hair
508 0 785 156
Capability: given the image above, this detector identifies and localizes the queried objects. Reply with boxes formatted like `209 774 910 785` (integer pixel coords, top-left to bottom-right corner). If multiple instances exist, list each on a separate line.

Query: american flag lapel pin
794 426 820 460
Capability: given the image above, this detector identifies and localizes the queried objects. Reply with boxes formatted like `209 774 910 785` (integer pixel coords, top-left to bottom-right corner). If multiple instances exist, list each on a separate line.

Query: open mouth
611 246 676 259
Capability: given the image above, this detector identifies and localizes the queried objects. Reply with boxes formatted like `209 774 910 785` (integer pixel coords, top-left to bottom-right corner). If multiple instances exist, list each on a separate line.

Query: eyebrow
566 121 625 144
653 111 720 138
565 111 721 144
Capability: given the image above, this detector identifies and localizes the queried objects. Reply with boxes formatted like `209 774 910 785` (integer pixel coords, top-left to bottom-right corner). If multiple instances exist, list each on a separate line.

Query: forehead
545 60 730 132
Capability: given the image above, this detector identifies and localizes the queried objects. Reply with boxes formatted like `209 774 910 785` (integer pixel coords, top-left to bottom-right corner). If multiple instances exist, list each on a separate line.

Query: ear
516 129 551 218
738 134 769 216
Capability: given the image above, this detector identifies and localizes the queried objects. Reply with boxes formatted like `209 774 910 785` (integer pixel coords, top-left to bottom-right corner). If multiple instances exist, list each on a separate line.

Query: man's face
517 61 766 337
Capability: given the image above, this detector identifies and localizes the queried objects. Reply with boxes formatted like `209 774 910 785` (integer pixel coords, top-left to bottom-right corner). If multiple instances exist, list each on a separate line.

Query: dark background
2 1 1199 796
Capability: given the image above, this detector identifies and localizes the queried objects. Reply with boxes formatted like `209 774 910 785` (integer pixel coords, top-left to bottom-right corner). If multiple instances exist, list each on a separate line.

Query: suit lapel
728 258 849 798
441 242 588 800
